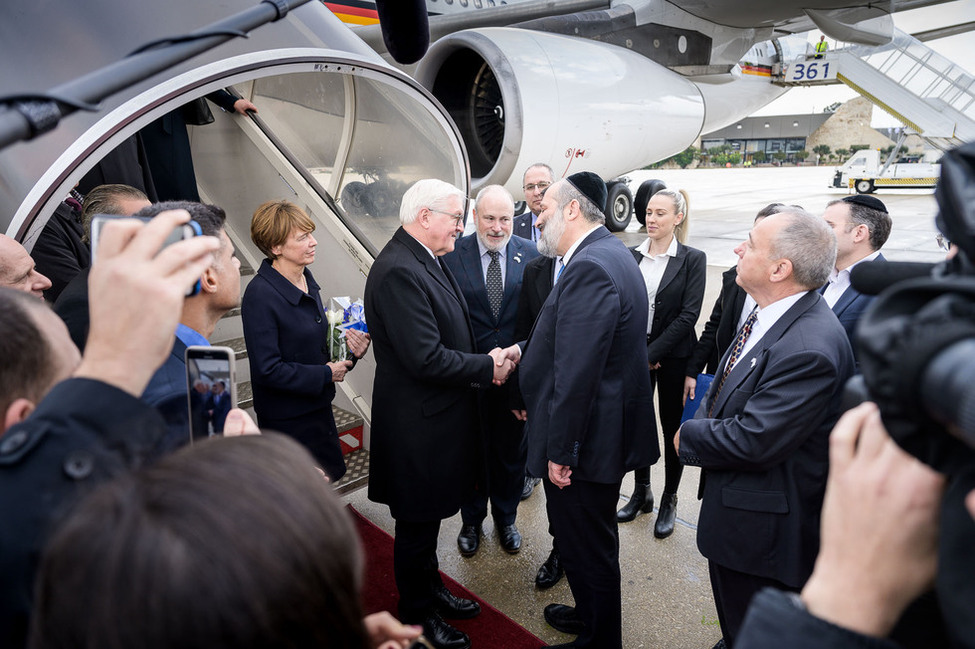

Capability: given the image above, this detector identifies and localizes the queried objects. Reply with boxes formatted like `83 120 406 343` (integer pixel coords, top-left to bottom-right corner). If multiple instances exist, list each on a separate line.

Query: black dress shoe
521 475 541 500
419 613 471 649
498 523 522 553
654 492 678 539
434 584 481 620
535 548 564 589
456 524 481 557
544 603 586 635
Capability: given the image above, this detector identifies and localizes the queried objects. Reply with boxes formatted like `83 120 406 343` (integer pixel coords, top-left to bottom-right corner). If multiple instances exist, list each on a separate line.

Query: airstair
778 28 975 150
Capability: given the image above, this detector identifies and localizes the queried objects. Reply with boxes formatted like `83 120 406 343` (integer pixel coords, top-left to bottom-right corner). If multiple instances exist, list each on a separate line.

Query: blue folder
680 373 714 424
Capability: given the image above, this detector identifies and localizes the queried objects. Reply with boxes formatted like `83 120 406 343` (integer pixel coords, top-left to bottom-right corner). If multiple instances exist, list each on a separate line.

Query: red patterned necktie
709 307 758 416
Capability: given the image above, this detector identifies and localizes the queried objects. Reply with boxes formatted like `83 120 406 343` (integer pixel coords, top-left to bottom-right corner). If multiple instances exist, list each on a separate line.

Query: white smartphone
185 345 237 442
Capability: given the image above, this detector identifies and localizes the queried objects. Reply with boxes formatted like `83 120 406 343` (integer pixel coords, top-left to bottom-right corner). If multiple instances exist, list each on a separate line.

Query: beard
537 210 565 258
479 231 511 253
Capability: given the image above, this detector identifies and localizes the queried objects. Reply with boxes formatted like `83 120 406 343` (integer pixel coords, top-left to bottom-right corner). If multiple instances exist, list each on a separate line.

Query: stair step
234 381 365 431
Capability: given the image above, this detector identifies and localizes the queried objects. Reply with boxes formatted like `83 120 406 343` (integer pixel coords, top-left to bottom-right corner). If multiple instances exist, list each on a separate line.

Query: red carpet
349 506 546 648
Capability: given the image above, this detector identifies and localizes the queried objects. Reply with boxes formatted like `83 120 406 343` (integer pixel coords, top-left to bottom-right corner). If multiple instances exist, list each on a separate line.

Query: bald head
0 235 52 299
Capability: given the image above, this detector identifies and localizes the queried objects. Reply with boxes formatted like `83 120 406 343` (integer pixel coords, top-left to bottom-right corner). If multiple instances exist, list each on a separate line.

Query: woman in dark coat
242 200 369 481
617 188 706 538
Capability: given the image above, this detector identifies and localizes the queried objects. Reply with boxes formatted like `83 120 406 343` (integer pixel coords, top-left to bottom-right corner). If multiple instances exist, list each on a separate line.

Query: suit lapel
394 228 465 310
502 238 527 309
459 237 493 317
830 286 858 316
656 242 685 295
709 291 819 416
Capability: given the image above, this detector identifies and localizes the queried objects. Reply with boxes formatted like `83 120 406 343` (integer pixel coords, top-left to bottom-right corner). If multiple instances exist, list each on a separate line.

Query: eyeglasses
479 215 512 226
427 208 465 226
523 182 551 193
936 233 951 251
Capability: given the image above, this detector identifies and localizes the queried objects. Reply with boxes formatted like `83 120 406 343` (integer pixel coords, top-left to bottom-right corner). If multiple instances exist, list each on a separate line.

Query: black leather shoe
420 613 471 649
498 523 522 553
654 492 678 539
521 475 541 500
434 584 481 619
535 548 564 589
544 603 586 635
456 524 481 557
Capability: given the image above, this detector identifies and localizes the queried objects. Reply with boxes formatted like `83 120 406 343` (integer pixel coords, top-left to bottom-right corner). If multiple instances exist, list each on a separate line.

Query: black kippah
565 172 608 213
843 194 888 213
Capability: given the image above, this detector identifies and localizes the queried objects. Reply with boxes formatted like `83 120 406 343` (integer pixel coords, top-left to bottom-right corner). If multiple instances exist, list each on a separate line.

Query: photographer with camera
737 141 975 649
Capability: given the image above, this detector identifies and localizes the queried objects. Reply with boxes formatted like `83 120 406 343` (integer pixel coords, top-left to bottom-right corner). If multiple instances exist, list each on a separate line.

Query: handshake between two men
488 344 523 386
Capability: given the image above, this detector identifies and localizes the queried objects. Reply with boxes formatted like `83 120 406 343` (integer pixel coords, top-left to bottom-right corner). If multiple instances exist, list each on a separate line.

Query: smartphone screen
185 346 237 442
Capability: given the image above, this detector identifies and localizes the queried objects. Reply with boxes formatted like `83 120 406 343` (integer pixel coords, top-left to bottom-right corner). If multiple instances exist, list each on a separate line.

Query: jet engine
414 27 706 195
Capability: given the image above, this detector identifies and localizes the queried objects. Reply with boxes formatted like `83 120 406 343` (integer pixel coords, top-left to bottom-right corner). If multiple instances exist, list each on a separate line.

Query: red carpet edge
349 505 546 648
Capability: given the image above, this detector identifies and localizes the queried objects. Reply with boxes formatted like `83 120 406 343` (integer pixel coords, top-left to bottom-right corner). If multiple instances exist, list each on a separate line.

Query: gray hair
769 208 837 289
399 179 466 225
522 163 554 185
826 198 892 251
555 182 604 225
474 185 514 212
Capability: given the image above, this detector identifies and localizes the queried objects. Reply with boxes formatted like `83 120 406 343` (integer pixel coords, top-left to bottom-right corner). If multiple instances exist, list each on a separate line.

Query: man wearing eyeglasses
514 163 555 243
365 178 517 649
821 195 891 359
443 185 540 559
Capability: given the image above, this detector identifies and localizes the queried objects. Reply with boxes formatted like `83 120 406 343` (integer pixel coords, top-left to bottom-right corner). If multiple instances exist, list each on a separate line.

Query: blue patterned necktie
554 258 565 284
709 307 758 416
486 250 503 321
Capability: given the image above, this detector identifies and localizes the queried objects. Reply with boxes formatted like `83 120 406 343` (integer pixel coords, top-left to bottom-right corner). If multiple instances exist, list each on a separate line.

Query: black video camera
849 141 975 480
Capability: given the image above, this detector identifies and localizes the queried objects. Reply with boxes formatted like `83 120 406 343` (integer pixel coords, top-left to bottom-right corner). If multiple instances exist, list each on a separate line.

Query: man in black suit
512 163 554 244
442 185 540 557
821 195 891 357
677 208 856 647
503 172 657 649
365 179 515 649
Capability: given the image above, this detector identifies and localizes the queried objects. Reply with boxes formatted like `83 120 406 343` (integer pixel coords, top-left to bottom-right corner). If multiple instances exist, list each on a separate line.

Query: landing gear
604 181 633 232
634 179 667 226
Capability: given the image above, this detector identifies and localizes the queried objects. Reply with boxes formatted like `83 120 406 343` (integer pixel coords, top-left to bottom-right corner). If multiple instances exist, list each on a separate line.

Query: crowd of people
0 142 972 649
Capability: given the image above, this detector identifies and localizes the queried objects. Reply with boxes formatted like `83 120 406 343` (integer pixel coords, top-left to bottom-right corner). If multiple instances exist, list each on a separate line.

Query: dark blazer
32 201 90 303
631 241 706 363
686 265 748 376
54 267 91 352
679 291 855 588
828 253 885 355
241 259 335 421
441 234 539 352
0 379 166 649
365 228 495 521
512 211 535 242
141 336 209 451
520 227 658 483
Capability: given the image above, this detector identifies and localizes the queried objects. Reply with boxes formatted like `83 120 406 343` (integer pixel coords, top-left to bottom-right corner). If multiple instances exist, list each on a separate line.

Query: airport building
700 97 915 164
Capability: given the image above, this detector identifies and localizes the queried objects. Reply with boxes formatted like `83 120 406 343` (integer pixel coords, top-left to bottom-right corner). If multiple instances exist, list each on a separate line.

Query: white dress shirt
728 291 809 373
823 250 881 308
636 236 677 332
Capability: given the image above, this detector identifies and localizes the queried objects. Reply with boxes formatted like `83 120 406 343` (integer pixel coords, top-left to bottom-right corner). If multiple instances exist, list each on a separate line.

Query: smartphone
90 214 203 296
185 346 237 442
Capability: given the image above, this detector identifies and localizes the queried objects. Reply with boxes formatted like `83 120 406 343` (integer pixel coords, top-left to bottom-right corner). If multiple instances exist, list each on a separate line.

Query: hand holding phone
185 346 237 442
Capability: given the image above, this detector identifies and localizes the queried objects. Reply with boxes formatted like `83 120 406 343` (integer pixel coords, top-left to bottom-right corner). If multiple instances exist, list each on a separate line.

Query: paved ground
344 166 940 648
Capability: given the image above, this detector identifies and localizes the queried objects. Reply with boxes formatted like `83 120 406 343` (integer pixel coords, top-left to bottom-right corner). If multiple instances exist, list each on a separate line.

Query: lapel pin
750 357 757 368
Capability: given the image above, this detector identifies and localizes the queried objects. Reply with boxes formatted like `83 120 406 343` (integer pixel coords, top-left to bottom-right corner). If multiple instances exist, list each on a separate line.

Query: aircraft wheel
634 179 667 226
855 179 875 194
604 182 633 232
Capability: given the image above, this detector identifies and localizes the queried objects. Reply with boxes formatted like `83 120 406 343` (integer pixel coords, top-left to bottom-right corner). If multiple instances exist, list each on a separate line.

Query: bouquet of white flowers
326 296 368 362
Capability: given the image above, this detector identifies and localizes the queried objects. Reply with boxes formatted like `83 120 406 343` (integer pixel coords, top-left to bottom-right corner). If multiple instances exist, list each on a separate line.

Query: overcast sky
753 0 975 126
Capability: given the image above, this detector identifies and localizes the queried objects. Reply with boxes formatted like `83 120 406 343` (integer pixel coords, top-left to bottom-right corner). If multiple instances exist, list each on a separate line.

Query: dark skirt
256 406 347 482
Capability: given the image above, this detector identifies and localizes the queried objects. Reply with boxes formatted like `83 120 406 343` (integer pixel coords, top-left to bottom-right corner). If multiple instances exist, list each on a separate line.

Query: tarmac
344 165 941 648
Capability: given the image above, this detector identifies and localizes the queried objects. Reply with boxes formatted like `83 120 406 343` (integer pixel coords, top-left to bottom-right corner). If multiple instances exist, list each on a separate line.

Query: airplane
0 0 961 425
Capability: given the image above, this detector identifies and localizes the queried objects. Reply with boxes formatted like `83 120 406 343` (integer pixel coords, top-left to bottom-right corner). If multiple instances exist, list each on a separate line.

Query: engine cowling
414 27 706 194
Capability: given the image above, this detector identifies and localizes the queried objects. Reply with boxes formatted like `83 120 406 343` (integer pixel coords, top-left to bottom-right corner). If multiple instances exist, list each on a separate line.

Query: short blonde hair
250 201 315 260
